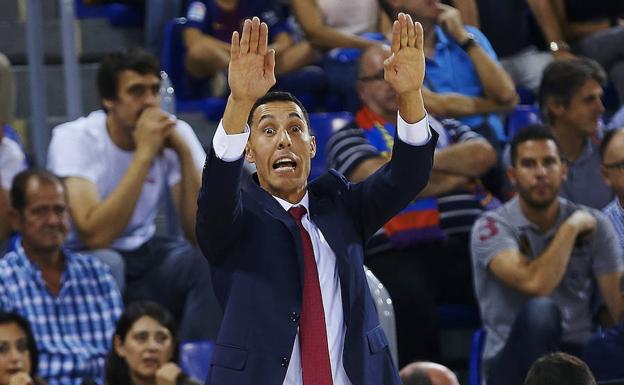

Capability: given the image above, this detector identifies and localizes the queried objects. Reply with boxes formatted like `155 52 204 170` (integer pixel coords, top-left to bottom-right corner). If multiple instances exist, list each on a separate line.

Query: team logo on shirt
478 217 499 241
187 1 206 23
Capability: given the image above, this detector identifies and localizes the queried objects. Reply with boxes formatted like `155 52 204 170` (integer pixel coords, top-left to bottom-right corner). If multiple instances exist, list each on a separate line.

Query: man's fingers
240 19 251 54
406 14 415 47
231 30 240 58
250 17 261 54
259 22 269 55
391 20 400 54
415 21 424 52
400 13 408 49
265 49 276 82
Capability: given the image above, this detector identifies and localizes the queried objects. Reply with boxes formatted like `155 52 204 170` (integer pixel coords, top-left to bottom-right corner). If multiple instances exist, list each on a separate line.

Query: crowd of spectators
1 0 624 384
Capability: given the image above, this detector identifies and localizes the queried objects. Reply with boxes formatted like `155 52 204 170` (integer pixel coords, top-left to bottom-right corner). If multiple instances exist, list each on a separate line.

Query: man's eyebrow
289 112 303 120
258 114 275 124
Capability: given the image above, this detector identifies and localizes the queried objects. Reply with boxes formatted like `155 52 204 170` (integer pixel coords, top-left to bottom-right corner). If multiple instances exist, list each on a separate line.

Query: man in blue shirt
378 0 518 143
582 127 624 381
0 169 123 385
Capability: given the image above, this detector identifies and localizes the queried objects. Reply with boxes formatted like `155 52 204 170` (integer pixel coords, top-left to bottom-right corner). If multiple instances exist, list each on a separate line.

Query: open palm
228 18 276 102
384 14 425 96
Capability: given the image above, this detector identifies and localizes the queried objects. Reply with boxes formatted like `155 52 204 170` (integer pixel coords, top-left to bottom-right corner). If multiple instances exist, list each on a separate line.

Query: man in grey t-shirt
471 125 624 385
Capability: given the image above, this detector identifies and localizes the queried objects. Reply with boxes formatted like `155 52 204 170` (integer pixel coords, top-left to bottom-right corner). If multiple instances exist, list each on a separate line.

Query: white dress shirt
212 111 430 385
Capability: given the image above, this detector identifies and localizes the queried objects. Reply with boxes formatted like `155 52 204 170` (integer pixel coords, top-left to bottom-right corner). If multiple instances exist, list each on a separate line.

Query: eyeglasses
602 160 624 171
358 70 384 82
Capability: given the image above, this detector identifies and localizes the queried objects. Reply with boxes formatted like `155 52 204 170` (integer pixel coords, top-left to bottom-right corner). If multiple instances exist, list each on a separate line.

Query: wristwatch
549 40 570 53
460 33 477 52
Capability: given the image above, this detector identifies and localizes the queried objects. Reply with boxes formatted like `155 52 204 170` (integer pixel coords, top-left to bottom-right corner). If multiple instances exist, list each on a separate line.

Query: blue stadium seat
506 104 541 139
3 124 23 146
308 111 353 180
74 0 143 27
515 86 535 105
469 328 486 385
160 17 227 121
437 303 481 330
179 340 214 383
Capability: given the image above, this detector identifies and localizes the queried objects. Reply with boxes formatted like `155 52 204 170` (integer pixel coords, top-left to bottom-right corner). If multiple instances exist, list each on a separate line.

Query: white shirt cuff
396 111 431 146
212 120 250 161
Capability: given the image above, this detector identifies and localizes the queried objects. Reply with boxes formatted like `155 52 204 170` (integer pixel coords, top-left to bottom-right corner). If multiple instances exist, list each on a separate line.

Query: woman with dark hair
106 302 200 385
0 312 46 385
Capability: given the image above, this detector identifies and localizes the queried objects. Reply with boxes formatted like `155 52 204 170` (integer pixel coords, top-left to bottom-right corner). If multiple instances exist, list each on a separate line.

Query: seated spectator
471 125 624 385
0 312 47 385
580 127 624 381
530 0 624 107
0 126 26 244
537 58 613 208
0 53 23 244
1 169 123 385
291 0 388 50
326 45 497 365
291 0 390 111
601 127 624 250
524 352 597 385
379 0 518 143
183 0 317 91
467 0 553 92
106 301 199 385
400 361 460 385
46 49 219 341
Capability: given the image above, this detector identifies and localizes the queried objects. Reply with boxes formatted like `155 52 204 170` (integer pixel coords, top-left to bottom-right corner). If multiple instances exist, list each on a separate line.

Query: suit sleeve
345 119 438 240
196 122 247 264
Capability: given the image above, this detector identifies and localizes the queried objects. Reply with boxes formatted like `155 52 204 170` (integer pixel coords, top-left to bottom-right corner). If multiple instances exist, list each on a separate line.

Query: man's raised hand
384 13 425 96
229 17 276 102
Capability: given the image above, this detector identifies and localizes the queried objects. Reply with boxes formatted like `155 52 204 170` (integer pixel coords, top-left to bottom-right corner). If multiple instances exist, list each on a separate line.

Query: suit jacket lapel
244 174 305 285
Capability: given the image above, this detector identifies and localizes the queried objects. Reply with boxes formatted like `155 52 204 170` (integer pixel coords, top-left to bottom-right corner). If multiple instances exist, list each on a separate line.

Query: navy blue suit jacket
196 130 437 385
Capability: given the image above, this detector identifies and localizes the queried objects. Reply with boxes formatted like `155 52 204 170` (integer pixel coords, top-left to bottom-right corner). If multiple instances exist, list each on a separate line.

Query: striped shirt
326 108 497 254
0 243 123 385
603 198 624 251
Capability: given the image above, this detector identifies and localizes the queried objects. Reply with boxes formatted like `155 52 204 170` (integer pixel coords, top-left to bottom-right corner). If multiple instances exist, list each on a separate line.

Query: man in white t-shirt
47 49 218 340
0 125 27 243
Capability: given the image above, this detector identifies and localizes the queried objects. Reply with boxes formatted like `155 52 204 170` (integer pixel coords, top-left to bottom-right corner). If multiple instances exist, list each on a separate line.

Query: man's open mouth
272 157 297 172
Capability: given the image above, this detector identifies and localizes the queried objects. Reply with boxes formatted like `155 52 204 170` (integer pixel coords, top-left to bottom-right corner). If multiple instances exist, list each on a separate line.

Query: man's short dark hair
524 352 596 385
599 128 624 161
538 58 607 124
97 49 160 102
247 91 311 129
10 169 65 212
510 124 561 166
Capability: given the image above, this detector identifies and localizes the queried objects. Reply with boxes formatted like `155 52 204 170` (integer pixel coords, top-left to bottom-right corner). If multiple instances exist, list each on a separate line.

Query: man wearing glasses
326 45 498 366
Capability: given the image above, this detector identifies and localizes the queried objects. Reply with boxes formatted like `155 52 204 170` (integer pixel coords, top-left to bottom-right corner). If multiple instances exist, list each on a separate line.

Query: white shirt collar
273 191 310 218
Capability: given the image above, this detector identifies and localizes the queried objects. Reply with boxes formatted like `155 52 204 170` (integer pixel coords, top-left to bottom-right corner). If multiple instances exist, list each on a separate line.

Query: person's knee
517 297 562 339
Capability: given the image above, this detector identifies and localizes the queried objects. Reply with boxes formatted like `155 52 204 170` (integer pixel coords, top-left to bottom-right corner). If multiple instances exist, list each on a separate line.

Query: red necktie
288 206 334 385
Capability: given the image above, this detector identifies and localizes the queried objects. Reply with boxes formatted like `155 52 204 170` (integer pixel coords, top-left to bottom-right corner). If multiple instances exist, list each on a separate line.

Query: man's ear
244 143 255 164
601 165 613 188
560 160 568 182
309 135 317 160
546 98 565 119
102 98 115 112
7 208 21 234
506 166 517 187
